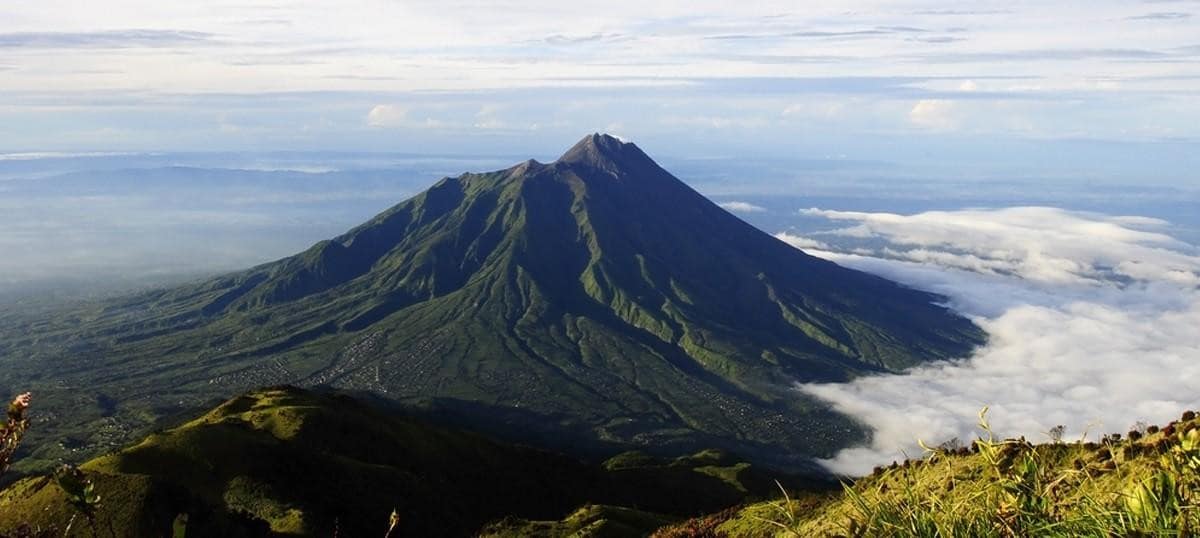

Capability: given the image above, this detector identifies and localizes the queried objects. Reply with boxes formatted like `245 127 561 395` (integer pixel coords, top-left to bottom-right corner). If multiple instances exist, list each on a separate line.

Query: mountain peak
20 134 983 476
556 133 652 171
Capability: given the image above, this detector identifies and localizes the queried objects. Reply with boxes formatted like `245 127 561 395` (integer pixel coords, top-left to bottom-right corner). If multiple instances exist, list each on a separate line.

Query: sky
1 1 1198 181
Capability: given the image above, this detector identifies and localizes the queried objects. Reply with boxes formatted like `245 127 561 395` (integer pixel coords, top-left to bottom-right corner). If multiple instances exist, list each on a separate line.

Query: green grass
670 408 1200 537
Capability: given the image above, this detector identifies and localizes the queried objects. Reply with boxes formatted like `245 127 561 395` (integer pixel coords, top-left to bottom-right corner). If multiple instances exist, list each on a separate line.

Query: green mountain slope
0 387 818 537
0 134 982 472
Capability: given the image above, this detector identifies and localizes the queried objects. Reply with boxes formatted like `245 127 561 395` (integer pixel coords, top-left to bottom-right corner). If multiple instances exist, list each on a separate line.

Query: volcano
6 134 983 468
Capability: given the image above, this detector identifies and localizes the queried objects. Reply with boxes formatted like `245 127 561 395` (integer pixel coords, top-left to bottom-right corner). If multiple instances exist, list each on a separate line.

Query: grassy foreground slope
0 387 820 537
480 504 681 538
662 409 1200 537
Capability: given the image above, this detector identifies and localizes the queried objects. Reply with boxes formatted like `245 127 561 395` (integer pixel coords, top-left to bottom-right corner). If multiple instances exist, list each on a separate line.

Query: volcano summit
2 134 983 469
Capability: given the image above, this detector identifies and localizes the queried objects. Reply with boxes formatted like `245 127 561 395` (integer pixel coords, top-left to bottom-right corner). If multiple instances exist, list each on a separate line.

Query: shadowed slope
0 387 822 537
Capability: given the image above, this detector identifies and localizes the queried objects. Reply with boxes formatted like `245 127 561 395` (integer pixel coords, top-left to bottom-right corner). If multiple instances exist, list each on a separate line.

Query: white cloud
3 2 1200 150
661 115 771 129
908 99 959 130
367 105 475 130
719 200 766 213
774 231 829 250
366 104 408 128
803 206 1198 286
782 101 847 119
0 151 141 161
783 207 1200 476
473 104 506 129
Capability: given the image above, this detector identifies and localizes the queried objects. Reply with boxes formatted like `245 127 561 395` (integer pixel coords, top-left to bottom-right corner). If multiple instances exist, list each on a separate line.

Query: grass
670 408 1200 537
479 504 680 537
13 385 1198 537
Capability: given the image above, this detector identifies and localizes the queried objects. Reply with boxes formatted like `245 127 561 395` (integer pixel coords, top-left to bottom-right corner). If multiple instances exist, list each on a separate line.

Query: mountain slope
0 387 818 537
0 134 982 471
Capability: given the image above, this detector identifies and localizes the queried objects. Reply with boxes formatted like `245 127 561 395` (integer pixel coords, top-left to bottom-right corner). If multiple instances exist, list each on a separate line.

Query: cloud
718 201 766 213
368 104 503 131
911 48 1184 63
774 232 828 250
909 36 967 44
3 2 1200 151
781 100 847 119
366 104 408 128
802 207 1198 285
660 115 770 129
782 207 1200 476
539 33 629 45
0 29 216 49
1127 12 1193 20
0 151 142 161
911 9 1013 16
705 26 932 41
473 104 507 129
908 99 959 130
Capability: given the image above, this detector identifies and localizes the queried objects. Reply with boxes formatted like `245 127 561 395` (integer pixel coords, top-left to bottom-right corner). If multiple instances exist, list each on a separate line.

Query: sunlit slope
662 411 1200 537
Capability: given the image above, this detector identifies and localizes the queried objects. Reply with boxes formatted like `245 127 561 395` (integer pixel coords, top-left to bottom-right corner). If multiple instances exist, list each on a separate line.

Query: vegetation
670 408 1200 537
8 387 1200 537
480 504 680 537
2 394 103 538
1 393 31 478
0 386 825 537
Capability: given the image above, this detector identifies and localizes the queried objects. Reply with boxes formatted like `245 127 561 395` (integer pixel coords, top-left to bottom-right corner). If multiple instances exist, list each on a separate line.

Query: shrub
1 392 31 479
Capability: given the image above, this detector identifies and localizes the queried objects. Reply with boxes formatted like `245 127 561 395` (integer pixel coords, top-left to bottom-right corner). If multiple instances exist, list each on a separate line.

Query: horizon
2 2 1198 186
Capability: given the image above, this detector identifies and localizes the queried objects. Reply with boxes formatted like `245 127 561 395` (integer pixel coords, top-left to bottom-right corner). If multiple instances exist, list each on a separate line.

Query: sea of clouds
775 206 1200 476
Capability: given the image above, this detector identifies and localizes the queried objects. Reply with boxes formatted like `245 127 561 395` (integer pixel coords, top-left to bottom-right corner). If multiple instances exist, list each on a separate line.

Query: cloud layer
718 200 766 213
1 2 1198 159
777 206 1200 475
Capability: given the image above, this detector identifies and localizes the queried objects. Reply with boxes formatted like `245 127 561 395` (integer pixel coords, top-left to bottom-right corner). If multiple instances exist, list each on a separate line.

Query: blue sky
0 1 1198 180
